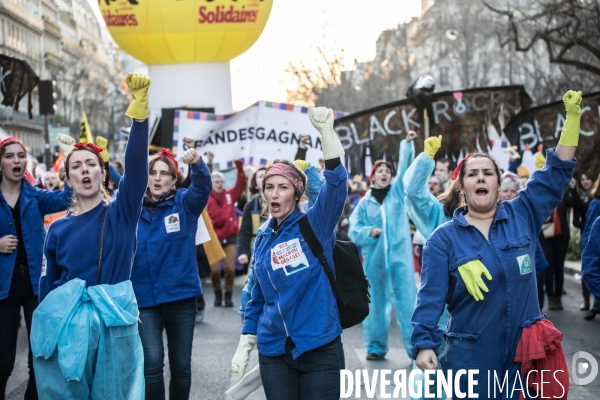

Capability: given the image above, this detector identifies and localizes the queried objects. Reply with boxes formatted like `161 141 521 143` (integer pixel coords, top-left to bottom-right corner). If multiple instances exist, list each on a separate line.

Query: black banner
504 93 600 176
0 55 39 119
334 86 531 176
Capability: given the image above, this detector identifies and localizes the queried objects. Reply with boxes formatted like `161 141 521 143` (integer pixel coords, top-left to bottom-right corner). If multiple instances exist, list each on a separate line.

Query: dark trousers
138 297 196 400
536 272 545 309
542 237 568 298
259 336 345 400
0 265 38 400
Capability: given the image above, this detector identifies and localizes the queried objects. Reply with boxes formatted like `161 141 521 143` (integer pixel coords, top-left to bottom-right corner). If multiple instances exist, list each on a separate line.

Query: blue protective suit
348 140 416 358
582 216 600 299
31 278 144 399
411 149 574 399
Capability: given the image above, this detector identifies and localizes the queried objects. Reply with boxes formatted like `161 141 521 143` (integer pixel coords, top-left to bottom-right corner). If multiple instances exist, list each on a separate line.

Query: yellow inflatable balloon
100 0 273 65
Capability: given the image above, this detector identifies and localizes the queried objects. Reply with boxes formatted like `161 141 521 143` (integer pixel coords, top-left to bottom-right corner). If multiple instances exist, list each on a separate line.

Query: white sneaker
195 309 205 323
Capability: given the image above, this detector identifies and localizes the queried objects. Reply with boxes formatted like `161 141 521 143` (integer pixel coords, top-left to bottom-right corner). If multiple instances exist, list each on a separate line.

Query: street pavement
8 271 600 399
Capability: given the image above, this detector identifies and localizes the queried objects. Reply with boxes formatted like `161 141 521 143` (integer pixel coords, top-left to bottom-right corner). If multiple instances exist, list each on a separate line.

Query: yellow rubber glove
292 160 309 171
558 90 582 147
125 72 151 120
535 152 546 170
95 136 109 163
424 135 442 159
457 260 492 301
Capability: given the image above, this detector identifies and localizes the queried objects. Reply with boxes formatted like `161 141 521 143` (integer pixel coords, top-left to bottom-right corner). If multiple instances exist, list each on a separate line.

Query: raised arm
181 148 212 218
35 179 72 215
403 135 446 239
389 132 416 200
304 107 347 241
114 73 151 228
227 160 248 203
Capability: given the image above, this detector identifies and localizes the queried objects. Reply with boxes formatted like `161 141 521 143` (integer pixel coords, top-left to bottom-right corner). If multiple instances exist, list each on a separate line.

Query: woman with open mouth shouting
130 146 212 400
231 107 347 400
348 130 418 362
0 137 72 400
412 90 582 399
32 73 151 399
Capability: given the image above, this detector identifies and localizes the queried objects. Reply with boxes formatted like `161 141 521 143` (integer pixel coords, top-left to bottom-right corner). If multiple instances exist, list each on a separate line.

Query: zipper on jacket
264 264 290 337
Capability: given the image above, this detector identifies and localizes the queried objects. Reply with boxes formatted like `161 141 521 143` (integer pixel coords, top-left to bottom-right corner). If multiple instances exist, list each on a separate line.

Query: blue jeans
259 336 344 400
138 297 196 400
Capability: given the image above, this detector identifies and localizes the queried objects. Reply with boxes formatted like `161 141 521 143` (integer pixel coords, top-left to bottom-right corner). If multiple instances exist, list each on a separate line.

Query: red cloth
207 160 247 241
553 209 563 237
514 319 569 400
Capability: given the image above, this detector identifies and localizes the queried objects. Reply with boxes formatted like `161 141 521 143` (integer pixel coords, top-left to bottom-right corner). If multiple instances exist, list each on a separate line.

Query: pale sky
88 0 421 111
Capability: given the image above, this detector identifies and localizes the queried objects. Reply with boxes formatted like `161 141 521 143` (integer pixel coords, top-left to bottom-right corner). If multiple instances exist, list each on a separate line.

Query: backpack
299 215 370 329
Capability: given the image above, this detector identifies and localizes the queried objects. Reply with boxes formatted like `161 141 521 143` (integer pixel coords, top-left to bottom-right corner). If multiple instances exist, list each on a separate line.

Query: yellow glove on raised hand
292 160 309 171
535 152 546 170
125 72 151 120
559 90 582 147
424 135 442 159
457 260 492 301
308 107 344 160
57 133 75 154
95 136 109 163
231 334 257 379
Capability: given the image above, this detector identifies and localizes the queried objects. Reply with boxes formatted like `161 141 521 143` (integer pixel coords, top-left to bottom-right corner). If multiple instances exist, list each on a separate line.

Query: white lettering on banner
164 213 180 233
270 238 310 276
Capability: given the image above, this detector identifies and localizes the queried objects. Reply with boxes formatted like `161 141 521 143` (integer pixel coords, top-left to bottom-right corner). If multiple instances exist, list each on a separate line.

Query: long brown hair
437 179 461 218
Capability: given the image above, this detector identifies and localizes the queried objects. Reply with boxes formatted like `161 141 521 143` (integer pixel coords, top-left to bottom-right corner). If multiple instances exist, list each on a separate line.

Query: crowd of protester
1 84 598 400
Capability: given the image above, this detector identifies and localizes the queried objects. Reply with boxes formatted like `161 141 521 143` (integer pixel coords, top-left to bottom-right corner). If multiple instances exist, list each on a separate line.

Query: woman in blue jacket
580 175 600 320
36 73 150 398
348 131 417 361
231 107 347 400
131 146 211 400
411 90 581 399
582 216 600 301
0 137 71 400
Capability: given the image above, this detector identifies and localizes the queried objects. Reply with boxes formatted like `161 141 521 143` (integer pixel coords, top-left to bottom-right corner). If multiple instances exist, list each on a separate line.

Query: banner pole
424 108 429 139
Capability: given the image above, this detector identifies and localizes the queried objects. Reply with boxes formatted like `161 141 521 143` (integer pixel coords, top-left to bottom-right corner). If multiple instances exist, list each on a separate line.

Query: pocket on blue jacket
441 331 480 373
500 236 533 284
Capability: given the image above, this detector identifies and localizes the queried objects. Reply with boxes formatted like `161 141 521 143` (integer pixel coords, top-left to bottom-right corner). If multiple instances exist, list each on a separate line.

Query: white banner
172 101 347 173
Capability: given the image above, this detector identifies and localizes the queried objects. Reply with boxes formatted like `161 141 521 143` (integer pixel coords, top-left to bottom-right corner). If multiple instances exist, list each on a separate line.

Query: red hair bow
155 148 179 173
451 154 472 181
73 142 103 157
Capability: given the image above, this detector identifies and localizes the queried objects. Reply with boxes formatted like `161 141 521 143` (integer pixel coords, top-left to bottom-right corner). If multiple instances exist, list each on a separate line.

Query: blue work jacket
0 179 71 300
582 216 600 299
411 149 575 373
131 162 212 308
242 163 347 360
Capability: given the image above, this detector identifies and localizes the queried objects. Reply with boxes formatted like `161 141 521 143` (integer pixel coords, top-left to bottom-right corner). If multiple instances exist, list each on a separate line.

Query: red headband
73 142 103 158
451 154 473 181
0 137 36 185
154 148 179 175
262 163 305 196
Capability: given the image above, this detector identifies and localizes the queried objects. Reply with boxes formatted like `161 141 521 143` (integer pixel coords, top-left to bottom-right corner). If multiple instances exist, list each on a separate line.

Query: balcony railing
0 108 45 126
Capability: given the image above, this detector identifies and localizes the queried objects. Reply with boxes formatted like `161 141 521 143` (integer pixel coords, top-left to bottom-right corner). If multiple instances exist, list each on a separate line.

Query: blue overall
582 215 600 299
411 149 575 399
349 140 416 358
